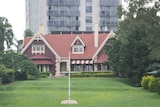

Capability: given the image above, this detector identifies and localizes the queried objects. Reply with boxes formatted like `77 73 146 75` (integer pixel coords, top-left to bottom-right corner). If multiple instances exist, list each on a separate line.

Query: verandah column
55 58 61 76
94 64 98 71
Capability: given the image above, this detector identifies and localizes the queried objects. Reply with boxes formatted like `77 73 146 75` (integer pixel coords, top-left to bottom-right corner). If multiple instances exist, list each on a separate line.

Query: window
86 16 92 23
32 44 45 54
85 65 93 71
72 45 84 54
74 65 82 71
86 6 92 13
86 0 92 3
86 27 92 31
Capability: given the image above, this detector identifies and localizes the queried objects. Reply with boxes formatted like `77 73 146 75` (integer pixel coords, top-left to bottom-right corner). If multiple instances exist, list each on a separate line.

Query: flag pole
68 52 71 104
60 52 78 104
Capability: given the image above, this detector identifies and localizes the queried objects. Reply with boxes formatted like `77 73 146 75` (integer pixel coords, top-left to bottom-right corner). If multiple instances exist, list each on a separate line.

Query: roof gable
71 36 85 47
92 31 115 60
22 31 114 60
44 33 111 59
21 32 60 59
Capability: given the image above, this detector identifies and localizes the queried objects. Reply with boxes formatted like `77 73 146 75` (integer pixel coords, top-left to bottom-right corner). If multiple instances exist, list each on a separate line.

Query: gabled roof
23 31 114 60
21 32 60 59
24 37 31 47
71 36 85 47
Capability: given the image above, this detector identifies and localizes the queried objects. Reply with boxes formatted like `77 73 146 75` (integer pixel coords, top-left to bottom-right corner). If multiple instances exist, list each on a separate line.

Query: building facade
21 31 115 76
26 0 121 34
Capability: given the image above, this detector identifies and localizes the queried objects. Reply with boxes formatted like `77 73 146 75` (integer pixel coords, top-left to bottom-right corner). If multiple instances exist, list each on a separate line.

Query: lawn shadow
112 77 134 87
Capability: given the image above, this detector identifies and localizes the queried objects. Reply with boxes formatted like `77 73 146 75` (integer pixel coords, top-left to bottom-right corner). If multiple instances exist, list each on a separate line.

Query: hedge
39 72 51 78
68 71 116 78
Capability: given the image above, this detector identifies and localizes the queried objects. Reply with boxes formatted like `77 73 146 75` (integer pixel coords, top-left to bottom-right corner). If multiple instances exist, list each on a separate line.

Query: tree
105 37 122 76
24 29 34 38
0 17 14 53
0 51 39 80
16 60 39 80
105 0 160 86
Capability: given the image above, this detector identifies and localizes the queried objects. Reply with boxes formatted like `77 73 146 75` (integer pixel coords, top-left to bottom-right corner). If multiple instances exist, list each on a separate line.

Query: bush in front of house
39 71 51 78
0 64 15 84
148 78 159 92
0 69 15 84
141 75 153 89
70 71 116 78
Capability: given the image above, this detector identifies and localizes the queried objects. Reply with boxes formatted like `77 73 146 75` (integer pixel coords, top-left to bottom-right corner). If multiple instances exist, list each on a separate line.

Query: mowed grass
0 78 160 107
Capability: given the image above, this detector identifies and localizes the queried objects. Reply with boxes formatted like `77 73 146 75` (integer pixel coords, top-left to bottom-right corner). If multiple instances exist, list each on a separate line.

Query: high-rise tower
26 0 121 34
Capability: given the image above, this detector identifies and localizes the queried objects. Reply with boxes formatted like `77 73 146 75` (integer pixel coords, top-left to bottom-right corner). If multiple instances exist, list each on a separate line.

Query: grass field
0 77 160 107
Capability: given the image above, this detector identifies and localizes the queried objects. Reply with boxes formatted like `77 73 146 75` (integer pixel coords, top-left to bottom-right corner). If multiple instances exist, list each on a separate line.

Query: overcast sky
0 0 25 40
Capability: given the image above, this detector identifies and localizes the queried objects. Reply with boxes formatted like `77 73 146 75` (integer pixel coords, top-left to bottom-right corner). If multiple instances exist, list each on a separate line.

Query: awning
147 70 159 75
32 59 53 65
71 60 93 64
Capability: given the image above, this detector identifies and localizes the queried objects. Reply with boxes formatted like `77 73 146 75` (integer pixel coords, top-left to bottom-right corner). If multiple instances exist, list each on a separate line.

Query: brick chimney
39 23 44 34
94 22 98 47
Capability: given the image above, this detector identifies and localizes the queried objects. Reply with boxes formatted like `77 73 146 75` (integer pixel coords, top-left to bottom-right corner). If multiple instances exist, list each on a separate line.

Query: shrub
0 64 15 84
141 75 153 89
148 78 159 92
70 71 116 78
0 69 15 84
15 60 39 80
39 72 50 78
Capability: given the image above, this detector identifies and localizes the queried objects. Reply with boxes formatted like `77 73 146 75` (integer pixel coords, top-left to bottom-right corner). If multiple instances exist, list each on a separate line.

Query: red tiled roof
24 37 31 46
96 52 108 63
44 34 108 59
23 33 109 60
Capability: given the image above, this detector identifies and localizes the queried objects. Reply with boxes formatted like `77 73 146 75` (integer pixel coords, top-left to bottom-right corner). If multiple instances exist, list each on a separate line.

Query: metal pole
68 52 71 104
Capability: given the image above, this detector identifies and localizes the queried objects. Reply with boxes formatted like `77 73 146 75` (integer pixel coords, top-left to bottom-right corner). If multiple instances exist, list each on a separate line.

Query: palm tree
0 17 14 53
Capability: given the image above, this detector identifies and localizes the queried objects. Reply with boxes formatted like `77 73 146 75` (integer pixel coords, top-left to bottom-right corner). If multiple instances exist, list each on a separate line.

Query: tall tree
105 0 160 86
0 17 14 53
24 29 34 38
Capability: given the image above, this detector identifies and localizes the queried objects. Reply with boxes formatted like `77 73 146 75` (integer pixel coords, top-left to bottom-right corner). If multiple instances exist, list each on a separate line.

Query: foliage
15 60 39 80
39 72 50 78
0 51 39 80
148 78 159 92
0 64 15 84
157 81 160 94
24 29 34 38
69 71 116 77
0 17 14 53
105 0 160 86
141 75 154 89
105 38 121 75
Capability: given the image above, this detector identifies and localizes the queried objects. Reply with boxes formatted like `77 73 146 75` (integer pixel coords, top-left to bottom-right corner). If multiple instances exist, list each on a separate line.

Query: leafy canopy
24 29 34 38
0 17 14 53
105 0 160 86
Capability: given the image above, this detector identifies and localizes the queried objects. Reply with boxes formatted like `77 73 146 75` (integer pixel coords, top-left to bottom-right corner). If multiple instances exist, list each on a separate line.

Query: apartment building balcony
47 21 80 27
47 0 80 6
47 10 80 16
99 0 119 6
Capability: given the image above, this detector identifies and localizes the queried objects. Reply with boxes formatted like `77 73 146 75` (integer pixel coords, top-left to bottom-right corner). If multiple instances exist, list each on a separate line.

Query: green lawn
0 78 160 107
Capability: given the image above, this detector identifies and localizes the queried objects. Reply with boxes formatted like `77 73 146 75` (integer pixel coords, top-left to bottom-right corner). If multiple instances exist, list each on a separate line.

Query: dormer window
71 36 85 54
32 44 45 54
72 45 84 54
